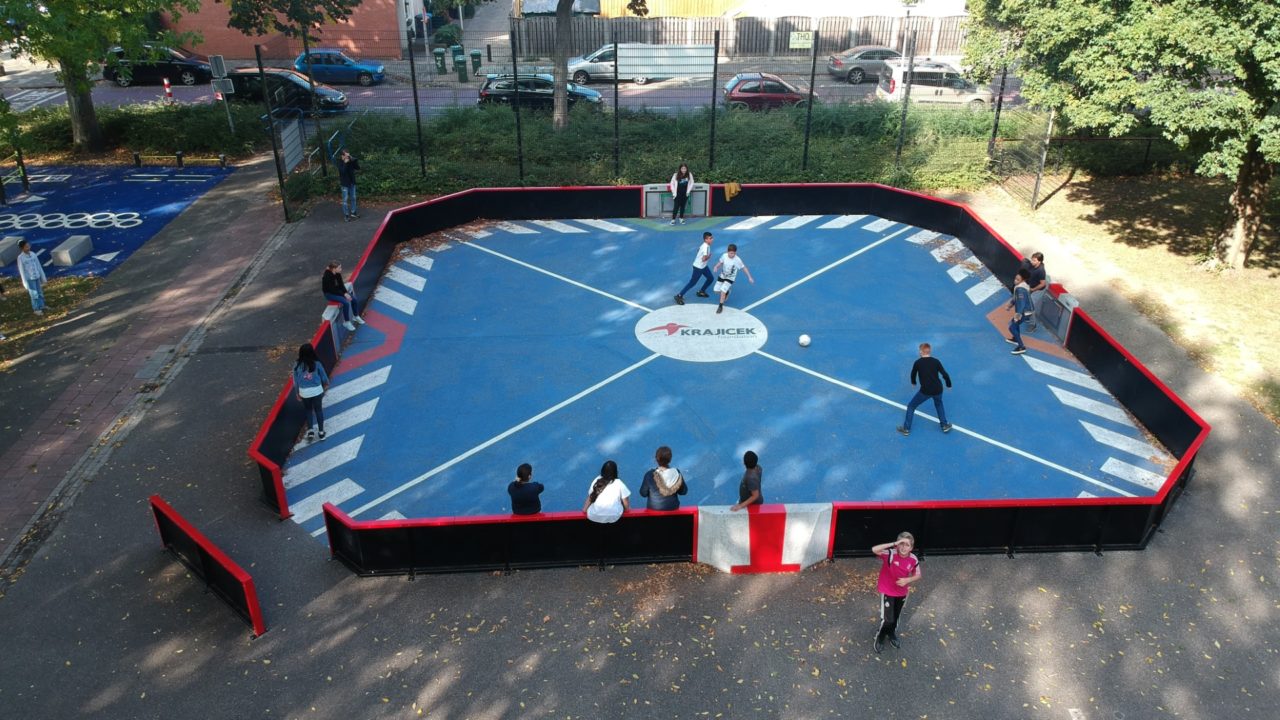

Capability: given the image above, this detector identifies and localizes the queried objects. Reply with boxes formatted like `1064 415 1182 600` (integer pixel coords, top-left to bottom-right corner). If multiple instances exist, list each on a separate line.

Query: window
762 81 789 94
596 49 615 62
738 81 761 93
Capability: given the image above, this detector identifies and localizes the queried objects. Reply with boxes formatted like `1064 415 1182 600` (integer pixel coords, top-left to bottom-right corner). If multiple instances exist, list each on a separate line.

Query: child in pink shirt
872 532 922 653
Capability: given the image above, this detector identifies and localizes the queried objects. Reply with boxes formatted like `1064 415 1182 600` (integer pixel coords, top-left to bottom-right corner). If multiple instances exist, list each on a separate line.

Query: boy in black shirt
897 343 953 436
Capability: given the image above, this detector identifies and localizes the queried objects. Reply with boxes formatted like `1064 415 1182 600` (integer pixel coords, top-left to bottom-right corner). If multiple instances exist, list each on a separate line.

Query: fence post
1029 108 1056 210
987 63 1009 161
894 32 917 171
509 17 526 185
801 30 818 171
299 33 327 178
256 45 293 224
709 30 720 171
407 26 428 177
612 34 620 178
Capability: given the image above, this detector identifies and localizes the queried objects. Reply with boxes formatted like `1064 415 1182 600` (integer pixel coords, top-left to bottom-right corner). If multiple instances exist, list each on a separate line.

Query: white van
875 59 994 109
568 43 715 85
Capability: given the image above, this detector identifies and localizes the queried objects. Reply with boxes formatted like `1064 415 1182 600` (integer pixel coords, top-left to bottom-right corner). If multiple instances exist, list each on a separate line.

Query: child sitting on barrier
639 446 687 511
583 460 630 523
508 463 544 515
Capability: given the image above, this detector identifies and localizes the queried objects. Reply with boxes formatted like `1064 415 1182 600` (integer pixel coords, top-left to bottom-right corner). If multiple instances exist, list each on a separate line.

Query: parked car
293 49 386 86
224 68 348 115
101 44 212 87
875 59 994 109
722 72 816 111
825 45 901 84
567 43 715 85
477 73 603 110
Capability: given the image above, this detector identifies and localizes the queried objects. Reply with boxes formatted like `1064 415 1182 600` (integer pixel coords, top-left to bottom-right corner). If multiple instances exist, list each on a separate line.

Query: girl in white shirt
583 460 630 523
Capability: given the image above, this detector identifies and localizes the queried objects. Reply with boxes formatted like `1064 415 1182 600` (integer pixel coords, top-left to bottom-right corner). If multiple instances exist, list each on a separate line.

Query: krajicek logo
635 305 768 362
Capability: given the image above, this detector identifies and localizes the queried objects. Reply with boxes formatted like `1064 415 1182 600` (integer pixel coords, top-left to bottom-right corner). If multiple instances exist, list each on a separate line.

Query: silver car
825 45 901 84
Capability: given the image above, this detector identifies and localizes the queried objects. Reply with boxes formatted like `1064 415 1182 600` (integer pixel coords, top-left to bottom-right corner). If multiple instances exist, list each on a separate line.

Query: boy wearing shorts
711 244 754 314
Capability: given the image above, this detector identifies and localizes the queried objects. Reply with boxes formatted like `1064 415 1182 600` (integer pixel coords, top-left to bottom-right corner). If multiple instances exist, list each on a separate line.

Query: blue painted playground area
280 213 1176 536
0 164 234 279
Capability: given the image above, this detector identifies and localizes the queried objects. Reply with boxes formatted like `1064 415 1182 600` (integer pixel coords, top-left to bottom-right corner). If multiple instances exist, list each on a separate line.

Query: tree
966 0 1280 269
551 0 648 130
0 0 202 152
222 0 361 38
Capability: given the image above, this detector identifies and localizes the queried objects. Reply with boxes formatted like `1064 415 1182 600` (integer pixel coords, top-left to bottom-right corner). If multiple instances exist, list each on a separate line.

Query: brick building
166 0 421 60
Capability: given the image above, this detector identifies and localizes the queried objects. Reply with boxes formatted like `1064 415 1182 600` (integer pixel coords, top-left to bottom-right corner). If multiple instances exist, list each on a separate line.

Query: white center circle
634 305 768 362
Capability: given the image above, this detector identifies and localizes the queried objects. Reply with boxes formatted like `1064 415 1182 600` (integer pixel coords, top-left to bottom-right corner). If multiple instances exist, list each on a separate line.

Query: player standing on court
711 244 754 314
674 232 715 305
871 532 922 653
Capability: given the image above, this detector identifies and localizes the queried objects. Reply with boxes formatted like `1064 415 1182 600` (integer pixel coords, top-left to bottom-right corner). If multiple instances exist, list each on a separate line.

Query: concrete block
52 234 92 267
0 236 20 265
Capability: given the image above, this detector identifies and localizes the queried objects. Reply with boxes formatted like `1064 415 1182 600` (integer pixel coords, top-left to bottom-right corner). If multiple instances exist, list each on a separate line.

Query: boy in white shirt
674 231 715 305
711 243 754 314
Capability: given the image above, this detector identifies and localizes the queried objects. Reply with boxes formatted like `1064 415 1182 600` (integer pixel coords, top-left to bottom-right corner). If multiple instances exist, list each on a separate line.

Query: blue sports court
280 213 1176 537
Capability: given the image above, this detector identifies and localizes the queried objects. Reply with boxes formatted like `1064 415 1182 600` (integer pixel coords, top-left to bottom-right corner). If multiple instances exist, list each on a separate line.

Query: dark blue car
293 49 386 86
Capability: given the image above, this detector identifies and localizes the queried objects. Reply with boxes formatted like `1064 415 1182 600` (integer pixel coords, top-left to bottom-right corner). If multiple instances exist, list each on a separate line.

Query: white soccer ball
798 334 811 347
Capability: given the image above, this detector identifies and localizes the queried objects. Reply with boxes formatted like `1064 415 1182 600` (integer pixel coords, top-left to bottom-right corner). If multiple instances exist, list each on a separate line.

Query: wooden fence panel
815 17 853 54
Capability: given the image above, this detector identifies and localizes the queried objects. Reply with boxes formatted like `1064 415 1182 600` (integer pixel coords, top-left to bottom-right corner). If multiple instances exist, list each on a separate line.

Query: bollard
218 153 227 169
133 151 142 168
162 76 174 103
175 150 184 168
454 55 467 82
486 44 492 62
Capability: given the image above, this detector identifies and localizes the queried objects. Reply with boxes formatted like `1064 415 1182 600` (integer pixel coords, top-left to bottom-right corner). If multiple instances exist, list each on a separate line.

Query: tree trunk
60 58 103 152
1218 136 1272 269
552 0 574 130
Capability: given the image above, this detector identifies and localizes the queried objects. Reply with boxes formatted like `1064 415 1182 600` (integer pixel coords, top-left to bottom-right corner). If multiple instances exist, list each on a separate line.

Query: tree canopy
966 0 1280 268
222 0 361 38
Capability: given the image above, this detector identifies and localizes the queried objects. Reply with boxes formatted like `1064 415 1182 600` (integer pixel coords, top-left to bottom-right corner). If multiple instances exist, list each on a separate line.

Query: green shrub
433 24 462 48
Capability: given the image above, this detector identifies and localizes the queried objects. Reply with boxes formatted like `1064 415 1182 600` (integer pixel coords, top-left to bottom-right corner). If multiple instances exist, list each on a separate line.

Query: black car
224 68 349 116
102 45 212 87
477 73 603 110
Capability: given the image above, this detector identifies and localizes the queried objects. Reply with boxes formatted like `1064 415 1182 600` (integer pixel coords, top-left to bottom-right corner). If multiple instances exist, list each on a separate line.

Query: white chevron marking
402 255 434 272
905 229 940 244
373 285 418 315
495 221 538 234
575 219 634 232
385 266 426 292
863 218 895 232
291 479 363 523
1081 421 1162 460
530 220 586 233
292 399 379 452
965 275 1005 304
771 215 823 229
724 216 777 230
1100 457 1167 491
1022 356 1107 394
930 239 967 262
325 366 391 406
1048 385 1134 426
817 214 865 229
283 436 364 489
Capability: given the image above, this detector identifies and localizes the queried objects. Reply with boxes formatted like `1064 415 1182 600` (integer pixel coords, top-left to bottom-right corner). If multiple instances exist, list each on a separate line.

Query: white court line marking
530 220 586 234
965 275 1005 305
754 350 1135 497
464 229 492 239
930 239 967 262
817 214 865 229
495 221 538 234
284 436 364 490
402 255 434 272
724 216 777 230
326 366 391 406
947 260 977 281
464 243 651 313
1077 491 1098 498
576 219 634 233
1023 356 1107 394
743 227 910 312
291 479 363 523
291 399 379 452
379 510 407 520
863 218 895 232
1081 421 1162 459
771 215 823 229
1048 385 1134 426
322 354 662 532
385 265 426 292
1100 457 1166 491
905 229 940 244
373 285 418 315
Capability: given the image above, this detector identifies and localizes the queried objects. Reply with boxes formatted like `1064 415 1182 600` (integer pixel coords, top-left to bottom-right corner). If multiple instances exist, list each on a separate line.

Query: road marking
494 221 538 234
724 216 777 230
576 219 634 233
91 252 121 263
1022 356 1107 394
905 229 940 244
385 265 426 292
291 479 363 523
1100 457 1166 491
743 227 909 312
379 510 407 520
754 350 1135 497
964 275 1005 304
329 353 662 528
530 219 586 233
401 254 434 272
1081 421 1162 459
291 399 379 452
947 261 976 281
1048 385 1134 426
465 242 651 314
325 365 391 406
1077 491 1098 498
771 215 823 229
125 174 166 183
817 214 865 229
464 229 492 239
373 285 418 315
863 218 895 232
930 238 967 262
284 436 364 489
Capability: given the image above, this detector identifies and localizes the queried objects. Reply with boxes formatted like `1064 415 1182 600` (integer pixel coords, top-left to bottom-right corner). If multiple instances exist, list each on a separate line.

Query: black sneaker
1004 337 1018 345
306 429 316 441
696 291 709 298
941 423 953 433
873 637 884 653
896 426 910 436
318 430 327 440
1011 347 1027 355
716 305 723 314
888 634 901 649
674 295 684 305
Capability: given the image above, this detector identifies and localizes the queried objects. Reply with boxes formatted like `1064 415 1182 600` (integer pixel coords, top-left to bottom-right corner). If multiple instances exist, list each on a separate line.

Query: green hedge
8 102 269 156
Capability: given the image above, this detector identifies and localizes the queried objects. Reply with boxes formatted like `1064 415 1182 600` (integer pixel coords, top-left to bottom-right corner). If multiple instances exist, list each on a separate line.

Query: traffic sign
210 54 227 79
212 78 235 94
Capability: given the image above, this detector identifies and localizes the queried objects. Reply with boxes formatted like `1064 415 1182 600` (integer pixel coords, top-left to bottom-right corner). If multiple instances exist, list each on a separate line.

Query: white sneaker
343 321 356 331
670 219 676 225
306 429 316 441
353 316 366 325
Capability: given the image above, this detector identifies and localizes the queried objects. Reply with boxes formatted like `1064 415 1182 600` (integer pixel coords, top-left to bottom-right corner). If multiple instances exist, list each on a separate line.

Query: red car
722 72 817 111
